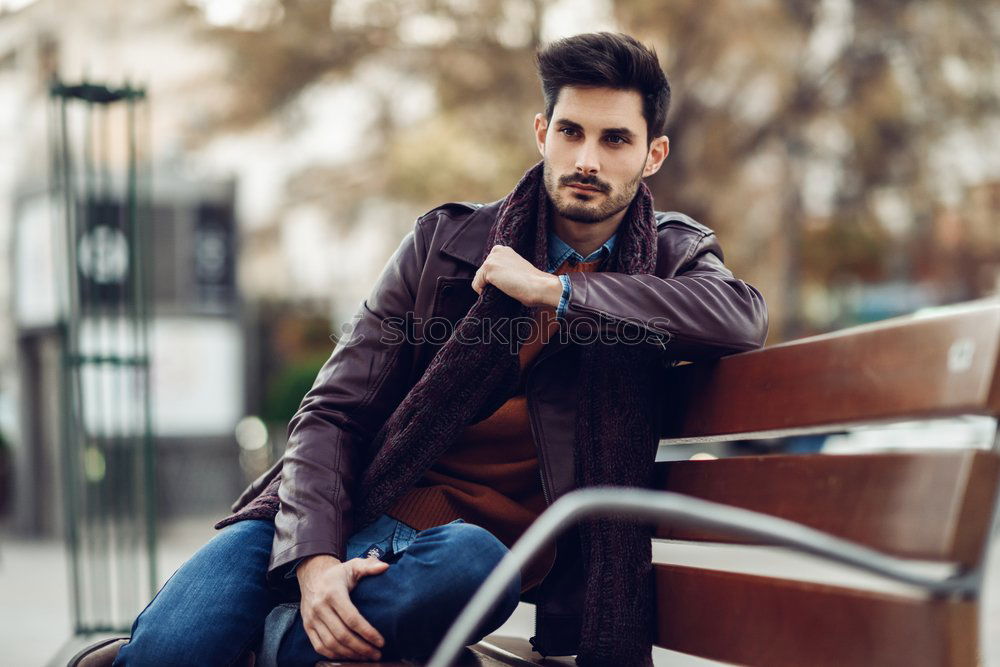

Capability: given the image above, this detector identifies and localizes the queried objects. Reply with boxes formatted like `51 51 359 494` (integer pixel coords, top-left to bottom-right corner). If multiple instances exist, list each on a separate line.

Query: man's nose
574 139 600 176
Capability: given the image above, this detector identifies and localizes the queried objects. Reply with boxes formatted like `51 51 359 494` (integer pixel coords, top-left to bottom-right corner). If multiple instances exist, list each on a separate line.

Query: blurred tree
618 0 1000 334
262 354 329 425
256 308 339 425
174 0 1000 338
176 0 544 207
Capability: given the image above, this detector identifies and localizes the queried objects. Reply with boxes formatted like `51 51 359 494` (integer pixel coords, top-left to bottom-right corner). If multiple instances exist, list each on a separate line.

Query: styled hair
535 32 671 143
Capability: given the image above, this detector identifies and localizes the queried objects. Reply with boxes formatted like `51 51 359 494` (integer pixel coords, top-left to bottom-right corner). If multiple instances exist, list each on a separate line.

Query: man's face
534 86 669 224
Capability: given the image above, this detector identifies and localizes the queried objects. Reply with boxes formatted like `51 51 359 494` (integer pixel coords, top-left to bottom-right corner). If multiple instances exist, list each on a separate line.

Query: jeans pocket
390 519 419 556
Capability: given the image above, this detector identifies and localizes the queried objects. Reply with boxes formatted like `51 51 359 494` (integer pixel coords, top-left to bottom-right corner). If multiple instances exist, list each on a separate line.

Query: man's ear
534 113 548 157
643 135 670 177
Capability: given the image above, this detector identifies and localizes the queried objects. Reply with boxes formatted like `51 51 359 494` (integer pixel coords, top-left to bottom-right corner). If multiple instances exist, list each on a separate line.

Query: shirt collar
546 229 617 272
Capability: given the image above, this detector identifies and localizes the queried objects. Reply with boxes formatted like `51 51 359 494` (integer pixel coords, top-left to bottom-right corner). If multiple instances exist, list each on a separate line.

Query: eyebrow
554 118 637 139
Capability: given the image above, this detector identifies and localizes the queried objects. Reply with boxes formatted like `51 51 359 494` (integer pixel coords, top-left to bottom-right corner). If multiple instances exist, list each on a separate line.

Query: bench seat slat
322 640 556 666
655 564 978 667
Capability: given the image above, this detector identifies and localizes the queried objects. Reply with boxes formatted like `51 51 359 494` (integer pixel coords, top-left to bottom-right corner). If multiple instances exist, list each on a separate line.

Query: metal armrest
427 487 979 667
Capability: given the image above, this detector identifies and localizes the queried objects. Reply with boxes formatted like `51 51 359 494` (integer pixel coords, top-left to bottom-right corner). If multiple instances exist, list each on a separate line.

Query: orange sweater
387 257 603 592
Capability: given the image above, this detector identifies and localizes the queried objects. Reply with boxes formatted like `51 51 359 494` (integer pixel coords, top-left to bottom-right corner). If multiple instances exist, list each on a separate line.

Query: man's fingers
323 605 382 660
303 607 341 659
347 556 389 584
304 623 337 660
355 557 390 577
331 587 385 649
311 607 374 661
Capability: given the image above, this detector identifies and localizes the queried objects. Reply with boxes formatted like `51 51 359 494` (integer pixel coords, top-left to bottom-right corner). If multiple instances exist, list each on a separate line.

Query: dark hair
535 32 671 144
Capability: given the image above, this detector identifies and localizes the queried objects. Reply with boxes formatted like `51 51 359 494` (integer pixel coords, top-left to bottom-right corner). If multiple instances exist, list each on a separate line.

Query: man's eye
605 135 627 145
559 127 579 137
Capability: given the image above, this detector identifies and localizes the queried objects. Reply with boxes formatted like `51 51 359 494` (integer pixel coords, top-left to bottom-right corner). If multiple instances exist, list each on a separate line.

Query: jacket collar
438 199 502 268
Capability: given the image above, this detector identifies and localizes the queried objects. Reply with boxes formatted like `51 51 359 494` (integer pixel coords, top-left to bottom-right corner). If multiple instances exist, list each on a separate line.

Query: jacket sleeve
268 219 428 577
561 232 768 361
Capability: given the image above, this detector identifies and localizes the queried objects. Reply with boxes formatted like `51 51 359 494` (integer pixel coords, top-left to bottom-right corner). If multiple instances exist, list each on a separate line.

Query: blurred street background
0 0 998 664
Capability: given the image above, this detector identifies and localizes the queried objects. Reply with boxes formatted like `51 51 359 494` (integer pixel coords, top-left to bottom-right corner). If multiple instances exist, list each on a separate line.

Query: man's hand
297 553 389 661
472 245 563 308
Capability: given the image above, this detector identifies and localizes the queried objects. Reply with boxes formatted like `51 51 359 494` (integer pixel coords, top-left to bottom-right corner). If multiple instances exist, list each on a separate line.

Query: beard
542 160 645 224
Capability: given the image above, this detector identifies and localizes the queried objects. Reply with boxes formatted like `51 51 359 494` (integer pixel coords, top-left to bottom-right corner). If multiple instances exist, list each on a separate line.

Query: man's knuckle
309 634 333 659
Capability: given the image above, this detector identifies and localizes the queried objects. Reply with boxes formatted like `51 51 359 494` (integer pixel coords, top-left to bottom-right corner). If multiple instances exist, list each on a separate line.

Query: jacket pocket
431 276 478 325
414 277 479 373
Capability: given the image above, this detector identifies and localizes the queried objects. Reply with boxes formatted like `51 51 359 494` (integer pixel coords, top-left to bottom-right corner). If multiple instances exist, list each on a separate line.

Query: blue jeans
114 515 521 666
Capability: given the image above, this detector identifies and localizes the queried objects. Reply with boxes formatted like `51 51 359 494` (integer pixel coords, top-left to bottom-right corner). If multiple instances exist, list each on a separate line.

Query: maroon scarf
357 161 663 665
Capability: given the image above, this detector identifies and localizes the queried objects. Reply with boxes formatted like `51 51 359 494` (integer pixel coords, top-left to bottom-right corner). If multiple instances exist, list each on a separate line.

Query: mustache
558 174 611 194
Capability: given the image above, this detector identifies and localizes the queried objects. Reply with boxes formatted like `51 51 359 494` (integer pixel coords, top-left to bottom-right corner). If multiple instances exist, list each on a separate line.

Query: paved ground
1 516 221 667
1 531 74 666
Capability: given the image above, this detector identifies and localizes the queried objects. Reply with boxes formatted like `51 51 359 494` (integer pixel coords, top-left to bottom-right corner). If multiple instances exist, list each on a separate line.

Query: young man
96 32 766 667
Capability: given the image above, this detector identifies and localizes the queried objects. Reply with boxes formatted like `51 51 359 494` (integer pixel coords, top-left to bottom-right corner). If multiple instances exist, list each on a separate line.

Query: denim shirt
547 230 617 319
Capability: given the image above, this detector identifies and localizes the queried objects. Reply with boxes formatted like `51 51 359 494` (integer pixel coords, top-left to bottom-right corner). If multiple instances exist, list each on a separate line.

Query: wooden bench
418 299 1000 666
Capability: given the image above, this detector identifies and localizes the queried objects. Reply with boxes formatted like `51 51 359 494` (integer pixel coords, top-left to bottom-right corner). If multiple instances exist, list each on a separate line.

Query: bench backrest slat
654 451 1000 566
661 302 1000 441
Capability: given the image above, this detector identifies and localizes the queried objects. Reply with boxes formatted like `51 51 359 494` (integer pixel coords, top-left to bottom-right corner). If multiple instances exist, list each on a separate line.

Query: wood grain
654 565 978 666
660 302 1000 441
653 451 1000 566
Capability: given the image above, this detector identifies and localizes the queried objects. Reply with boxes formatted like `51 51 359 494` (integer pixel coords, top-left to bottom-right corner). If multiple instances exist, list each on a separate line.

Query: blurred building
0 0 575 532
0 1 253 535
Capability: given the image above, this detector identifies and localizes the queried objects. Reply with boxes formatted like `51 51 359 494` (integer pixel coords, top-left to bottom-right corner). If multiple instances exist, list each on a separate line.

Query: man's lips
566 183 602 193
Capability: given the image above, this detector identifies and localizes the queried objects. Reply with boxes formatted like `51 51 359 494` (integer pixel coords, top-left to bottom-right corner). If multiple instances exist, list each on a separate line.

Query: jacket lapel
438 199 502 268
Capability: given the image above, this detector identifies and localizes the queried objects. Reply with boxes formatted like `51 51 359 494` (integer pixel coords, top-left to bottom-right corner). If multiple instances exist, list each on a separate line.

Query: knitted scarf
356 161 663 665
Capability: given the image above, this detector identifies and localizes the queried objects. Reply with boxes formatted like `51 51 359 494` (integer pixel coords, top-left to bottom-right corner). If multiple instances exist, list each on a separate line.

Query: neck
549 204 626 258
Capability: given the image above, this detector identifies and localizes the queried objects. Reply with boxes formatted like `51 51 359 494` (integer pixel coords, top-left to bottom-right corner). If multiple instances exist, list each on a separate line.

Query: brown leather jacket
227 198 767 651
